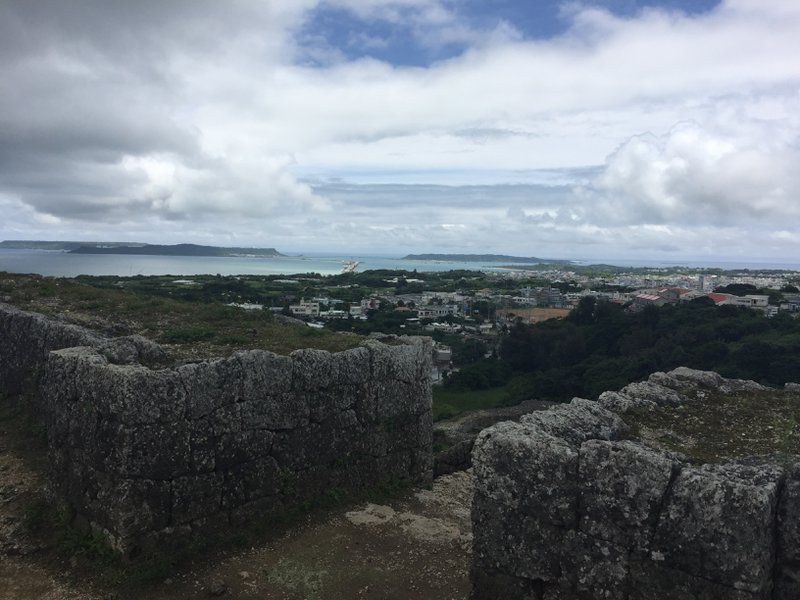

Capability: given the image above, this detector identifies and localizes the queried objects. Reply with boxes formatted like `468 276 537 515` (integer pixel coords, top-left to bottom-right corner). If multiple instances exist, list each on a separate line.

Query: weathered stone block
121 422 192 479
179 358 242 419
578 439 676 550
472 491 566 582
306 388 341 423
215 429 273 470
238 349 293 399
189 418 216 473
96 478 172 542
628 561 762 600
239 393 309 431
650 463 782 593
519 398 628 447
97 335 166 366
473 421 579 528
772 464 800 600
331 346 371 385
560 531 630 599
597 390 654 413
291 348 334 391
172 472 224 524
209 402 242 436
367 339 420 385
618 381 686 407
105 365 186 424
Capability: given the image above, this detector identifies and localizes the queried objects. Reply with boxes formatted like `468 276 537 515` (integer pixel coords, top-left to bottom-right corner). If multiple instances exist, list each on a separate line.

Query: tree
568 296 597 325
453 338 488 366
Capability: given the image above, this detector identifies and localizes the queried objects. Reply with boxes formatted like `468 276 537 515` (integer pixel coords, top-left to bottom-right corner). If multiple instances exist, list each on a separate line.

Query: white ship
342 260 360 274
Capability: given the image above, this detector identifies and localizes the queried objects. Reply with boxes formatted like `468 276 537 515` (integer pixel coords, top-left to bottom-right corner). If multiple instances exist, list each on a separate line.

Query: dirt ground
0 401 474 600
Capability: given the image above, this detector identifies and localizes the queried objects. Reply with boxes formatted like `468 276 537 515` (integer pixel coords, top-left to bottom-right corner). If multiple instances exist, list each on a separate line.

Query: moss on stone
625 389 800 464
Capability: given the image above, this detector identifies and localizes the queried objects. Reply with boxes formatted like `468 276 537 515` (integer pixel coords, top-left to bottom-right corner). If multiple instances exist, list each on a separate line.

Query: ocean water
1 249 798 278
0 249 532 277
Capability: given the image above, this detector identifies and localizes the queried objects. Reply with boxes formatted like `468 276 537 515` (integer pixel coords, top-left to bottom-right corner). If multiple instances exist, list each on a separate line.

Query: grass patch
433 384 511 421
160 325 216 343
625 389 800 463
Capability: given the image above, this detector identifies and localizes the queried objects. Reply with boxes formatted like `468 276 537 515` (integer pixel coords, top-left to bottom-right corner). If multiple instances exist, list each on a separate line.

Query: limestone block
238 349 293 399
628 561 762 600
215 429 274 470
97 335 165 365
179 358 243 419
331 346 371 386
597 390 655 413
560 531 630 600
472 491 567 582
519 398 628 447
121 422 192 480
107 365 186 424
239 392 309 431
578 439 676 550
291 348 334 391
189 418 216 473
775 464 800 600
474 421 579 528
668 367 724 389
650 463 782 594
172 472 224 524
618 381 686 407
96 477 172 540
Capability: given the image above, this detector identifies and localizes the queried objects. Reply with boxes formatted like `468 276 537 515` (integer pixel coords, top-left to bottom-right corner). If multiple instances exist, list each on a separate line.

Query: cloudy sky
1 0 799 261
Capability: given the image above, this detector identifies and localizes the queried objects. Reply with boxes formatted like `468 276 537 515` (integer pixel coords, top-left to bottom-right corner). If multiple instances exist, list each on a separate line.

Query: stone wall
471 368 800 600
0 304 433 555
0 302 104 398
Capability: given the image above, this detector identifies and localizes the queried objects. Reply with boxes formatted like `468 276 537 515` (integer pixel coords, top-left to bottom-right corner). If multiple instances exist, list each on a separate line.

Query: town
63 264 799 394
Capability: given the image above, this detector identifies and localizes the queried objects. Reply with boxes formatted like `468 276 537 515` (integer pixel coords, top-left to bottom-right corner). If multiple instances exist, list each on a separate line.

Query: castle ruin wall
0 304 433 554
471 368 800 600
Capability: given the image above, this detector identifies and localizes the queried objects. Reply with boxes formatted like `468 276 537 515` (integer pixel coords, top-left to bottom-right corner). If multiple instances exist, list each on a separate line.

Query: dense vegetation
446 297 800 405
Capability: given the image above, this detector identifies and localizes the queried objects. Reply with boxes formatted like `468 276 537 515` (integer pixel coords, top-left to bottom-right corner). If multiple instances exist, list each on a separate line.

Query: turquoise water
1 249 798 278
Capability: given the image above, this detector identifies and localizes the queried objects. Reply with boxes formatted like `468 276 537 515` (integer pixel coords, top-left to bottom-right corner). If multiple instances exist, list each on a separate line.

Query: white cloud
1 1 800 261
592 118 800 226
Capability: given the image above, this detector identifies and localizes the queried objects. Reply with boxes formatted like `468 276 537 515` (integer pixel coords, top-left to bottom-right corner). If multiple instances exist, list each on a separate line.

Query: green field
432 384 511 421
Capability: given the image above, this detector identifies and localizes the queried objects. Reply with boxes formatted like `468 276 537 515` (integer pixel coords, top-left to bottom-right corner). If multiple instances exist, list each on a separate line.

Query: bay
0 249 532 277
1 249 798 278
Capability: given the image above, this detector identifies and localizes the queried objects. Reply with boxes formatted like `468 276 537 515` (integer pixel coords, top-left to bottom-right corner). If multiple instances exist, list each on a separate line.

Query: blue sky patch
297 0 722 67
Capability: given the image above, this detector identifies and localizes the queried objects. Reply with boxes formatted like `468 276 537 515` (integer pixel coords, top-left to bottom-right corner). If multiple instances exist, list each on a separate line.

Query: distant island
0 240 284 258
402 253 565 264
70 243 285 258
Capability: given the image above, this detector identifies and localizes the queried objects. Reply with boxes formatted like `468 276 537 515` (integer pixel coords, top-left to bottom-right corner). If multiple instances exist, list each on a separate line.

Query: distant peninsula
0 240 146 251
70 243 285 258
402 253 564 264
0 240 285 258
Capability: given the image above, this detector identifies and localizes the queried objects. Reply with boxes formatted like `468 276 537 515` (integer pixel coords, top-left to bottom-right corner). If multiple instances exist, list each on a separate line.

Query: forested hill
402 253 564 264
446 297 800 405
70 243 285 257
